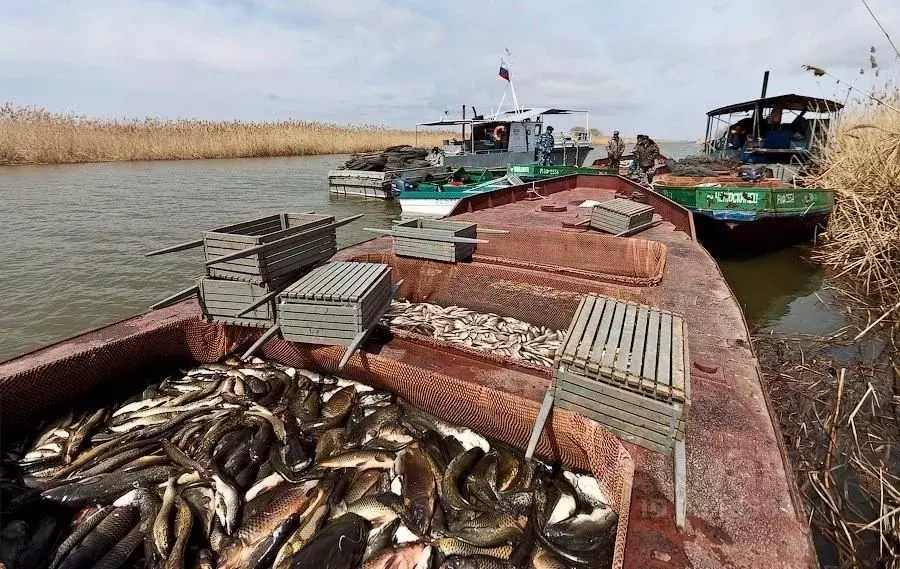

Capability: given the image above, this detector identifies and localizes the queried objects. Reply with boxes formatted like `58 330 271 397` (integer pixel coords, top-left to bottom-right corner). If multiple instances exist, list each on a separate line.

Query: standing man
536 125 555 166
631 134 660 184
606 131 625 172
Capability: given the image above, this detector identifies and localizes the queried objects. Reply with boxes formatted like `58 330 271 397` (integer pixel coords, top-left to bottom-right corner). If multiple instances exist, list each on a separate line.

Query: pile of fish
339 146 433 172
383 301 565 368
1 357 617 569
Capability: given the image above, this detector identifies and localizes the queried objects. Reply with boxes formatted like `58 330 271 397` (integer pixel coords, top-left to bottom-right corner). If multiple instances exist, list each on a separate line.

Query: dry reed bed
764 94 900 567
0 104 448 165
755 329 898 569
811 95 900 317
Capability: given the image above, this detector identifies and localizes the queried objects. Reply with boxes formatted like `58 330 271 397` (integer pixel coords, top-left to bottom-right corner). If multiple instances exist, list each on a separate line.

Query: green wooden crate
204 213 337 284
277 262 393 346
391 218 478 263
198 276 282 328
590 199 654 234
553 294 690 454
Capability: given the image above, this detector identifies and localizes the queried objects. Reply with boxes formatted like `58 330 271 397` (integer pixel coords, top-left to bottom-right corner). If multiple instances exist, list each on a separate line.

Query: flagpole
494 92 506 118
509 78 520 113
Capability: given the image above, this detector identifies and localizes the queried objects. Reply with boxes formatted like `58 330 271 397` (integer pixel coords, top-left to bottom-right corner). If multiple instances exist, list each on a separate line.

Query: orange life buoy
493 125 506 140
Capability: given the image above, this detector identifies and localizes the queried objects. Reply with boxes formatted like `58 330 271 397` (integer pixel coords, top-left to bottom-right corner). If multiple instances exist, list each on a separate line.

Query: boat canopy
707 94 843 117
417 108 587 127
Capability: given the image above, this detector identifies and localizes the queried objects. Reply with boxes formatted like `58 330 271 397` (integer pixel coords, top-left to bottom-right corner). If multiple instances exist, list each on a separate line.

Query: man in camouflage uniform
535 125 555 166
606 130 625 171
632 134 660 184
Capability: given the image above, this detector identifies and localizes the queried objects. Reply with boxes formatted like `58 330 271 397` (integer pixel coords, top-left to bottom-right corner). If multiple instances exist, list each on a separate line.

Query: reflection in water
717 246 843 334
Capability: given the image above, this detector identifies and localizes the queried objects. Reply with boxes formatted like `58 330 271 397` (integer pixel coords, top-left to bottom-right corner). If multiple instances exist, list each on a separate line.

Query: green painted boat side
653 185 835 221
507 164 616 179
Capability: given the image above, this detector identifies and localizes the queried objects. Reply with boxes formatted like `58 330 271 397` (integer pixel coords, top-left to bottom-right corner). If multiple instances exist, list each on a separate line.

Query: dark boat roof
707 93 844 116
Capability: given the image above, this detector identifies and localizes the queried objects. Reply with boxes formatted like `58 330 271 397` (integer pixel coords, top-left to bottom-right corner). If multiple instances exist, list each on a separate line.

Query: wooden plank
323 263 364 302
657 312 673 390
150 285 200 310
210 316 272 328
281 325 359 340
674 439 687 529
585 299 617 372
556 382 679 431
577 297 607 368
600 301 628 371
345 264 387 302
642 309 661 391
359 277 392 317
239 324 281 360
282 332 355 346
277 317 360 332
554 398 674 455
555 368 683 419
559 295 597 365
629 306 650 380
146 238 204 257
290 263 342 299
276 303 357 317
312 262 359 301
525 385 557 460
211 214 281 235
331 263 374 302
555 390 678 441
672 317 687 397
682 321 692 403
615 303 638 376
309 264 353 300
554 295 587 366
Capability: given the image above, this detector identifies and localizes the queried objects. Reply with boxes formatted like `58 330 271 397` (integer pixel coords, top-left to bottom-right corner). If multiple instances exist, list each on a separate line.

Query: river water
0 143 827 361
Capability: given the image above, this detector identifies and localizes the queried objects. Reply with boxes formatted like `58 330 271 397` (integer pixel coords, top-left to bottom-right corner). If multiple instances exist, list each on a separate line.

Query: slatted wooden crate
391 218 478 262
590 199 655 234
277 262 393 346
198 276 280 328
554 294 690 455
204 213 337 284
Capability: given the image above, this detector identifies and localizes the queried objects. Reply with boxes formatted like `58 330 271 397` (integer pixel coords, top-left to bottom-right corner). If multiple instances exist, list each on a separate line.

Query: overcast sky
2 0 898 139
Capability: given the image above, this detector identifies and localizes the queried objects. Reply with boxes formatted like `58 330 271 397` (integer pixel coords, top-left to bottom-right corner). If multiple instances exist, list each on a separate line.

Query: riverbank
0 104 448 165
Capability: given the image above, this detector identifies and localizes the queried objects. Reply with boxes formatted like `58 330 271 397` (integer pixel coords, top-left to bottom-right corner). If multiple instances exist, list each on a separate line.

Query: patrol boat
415 107 594 169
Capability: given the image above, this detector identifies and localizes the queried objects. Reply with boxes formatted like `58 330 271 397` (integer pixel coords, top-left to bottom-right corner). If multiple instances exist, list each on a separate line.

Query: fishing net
0 306 633 569
468 225 668 286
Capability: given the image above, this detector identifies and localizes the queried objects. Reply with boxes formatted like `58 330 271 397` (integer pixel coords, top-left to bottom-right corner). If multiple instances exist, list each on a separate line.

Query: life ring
493 125 506 140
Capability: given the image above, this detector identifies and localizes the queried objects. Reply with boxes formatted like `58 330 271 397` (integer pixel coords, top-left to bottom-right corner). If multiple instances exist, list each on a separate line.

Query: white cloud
1 0 898 138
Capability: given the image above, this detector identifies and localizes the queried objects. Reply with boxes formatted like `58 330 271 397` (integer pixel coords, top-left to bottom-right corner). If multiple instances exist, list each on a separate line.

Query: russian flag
498 60 510 81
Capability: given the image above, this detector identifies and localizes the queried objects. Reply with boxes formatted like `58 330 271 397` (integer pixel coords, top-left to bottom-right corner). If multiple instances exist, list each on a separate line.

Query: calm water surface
1 142 819 361
0 155 401 360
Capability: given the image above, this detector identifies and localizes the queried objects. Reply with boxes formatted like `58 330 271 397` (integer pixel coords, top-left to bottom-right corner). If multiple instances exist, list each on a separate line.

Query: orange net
469 225 668 286
353 252 649 332
0 314 633 569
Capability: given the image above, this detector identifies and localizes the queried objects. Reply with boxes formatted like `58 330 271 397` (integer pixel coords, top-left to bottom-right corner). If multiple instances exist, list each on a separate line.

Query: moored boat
397 164 613 217
652 174 834 254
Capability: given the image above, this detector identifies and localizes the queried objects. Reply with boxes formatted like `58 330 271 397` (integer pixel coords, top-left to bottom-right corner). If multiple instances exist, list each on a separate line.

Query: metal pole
704 116 711 154
461 104 466 145
760 70 770 98
509 76 520 113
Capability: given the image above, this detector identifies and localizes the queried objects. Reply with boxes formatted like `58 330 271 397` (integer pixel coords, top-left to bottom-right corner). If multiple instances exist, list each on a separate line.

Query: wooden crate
277 262 393 346
204 213 337 284
590 199 655 234
392 218 478 262
198 276 280 328
553 294 690 454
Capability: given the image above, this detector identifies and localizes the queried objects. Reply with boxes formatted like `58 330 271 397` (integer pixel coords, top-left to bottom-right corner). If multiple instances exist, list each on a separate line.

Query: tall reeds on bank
786 86 900 568
812 92 900 317
0 104 449 165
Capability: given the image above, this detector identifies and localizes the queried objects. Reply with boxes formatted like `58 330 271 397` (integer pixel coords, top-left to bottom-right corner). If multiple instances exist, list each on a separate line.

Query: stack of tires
339 145 432 172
